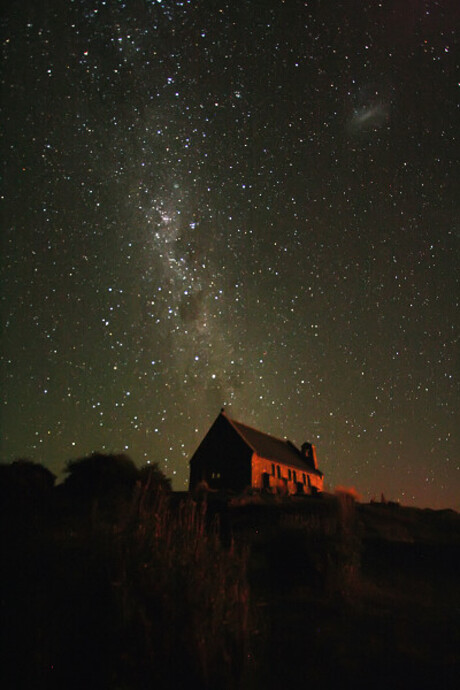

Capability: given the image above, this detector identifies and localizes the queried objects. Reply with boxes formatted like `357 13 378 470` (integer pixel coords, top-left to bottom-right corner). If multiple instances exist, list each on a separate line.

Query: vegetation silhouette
0 458 55 504
59 452 171 521
138 460 172 493
0 454 251 690
63 452 138 498
0 459 56 533
0 453 459 689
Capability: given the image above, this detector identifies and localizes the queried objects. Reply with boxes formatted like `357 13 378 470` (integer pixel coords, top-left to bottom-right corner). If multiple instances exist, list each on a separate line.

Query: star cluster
1 0 458 508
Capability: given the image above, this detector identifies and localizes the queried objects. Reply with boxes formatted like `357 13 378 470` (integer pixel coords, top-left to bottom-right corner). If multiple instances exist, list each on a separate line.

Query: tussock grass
2 475 459 690
111 487 252 689
0 483 253 690
265 491 361 599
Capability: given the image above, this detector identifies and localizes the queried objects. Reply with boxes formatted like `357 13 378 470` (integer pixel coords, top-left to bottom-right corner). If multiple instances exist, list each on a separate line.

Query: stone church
189 409 324 495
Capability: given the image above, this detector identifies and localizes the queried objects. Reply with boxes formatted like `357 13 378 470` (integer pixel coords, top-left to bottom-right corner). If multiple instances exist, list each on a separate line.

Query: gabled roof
223 412 322 475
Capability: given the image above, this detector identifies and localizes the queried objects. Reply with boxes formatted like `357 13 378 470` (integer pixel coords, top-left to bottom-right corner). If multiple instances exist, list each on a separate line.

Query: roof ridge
223 414 258 453
224 412 298 451
220 411 322 475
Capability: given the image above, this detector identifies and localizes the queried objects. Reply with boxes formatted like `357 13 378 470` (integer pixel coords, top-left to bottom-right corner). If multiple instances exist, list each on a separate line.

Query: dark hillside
1 478 459 689
205 493 460 689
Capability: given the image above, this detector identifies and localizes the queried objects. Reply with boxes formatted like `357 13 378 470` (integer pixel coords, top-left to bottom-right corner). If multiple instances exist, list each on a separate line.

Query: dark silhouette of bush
0 457 55 493
0 461 57 689
0 459 56 521
61 452 140 519
139 461 172 493
64 452 138 491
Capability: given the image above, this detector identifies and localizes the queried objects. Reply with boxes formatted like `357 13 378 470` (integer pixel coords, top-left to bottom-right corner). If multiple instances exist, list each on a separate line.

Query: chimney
301 442 318 470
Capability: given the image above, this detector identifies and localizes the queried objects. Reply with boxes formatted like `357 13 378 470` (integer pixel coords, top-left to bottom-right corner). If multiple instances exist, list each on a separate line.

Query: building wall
189 415 252 492
251 453 323 495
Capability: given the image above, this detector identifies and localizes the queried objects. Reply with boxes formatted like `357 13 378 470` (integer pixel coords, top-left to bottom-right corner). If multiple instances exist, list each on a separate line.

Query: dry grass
0 484 254 690
110 488 252 688
2 482 459 690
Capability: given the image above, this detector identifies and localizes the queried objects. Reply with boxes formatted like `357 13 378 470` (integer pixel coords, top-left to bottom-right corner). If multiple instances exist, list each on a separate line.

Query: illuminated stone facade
189 410 324 495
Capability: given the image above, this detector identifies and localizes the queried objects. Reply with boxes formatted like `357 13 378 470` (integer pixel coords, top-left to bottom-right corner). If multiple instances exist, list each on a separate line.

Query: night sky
1 1 458 508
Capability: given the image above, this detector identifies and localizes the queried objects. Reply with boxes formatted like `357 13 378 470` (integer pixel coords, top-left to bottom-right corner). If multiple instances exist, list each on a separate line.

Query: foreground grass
1 487 252 690
227 493 460 689
1 488 459 689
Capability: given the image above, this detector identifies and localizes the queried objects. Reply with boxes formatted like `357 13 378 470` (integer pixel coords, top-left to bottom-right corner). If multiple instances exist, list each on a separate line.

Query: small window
293 470 297 483
276 465 281 479
302 473 306 485
271 463 275 476
288 469 292 481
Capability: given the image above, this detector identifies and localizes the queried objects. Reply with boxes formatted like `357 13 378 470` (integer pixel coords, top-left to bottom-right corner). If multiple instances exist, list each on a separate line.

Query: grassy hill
212 493 460 688
1 484 459 689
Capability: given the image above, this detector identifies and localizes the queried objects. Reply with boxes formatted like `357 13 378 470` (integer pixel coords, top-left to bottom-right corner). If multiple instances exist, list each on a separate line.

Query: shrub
334 485 362 502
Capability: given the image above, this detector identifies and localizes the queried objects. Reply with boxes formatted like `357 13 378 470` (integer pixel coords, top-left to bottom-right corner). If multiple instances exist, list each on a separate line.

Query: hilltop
200 491 460 688
1 470 458 689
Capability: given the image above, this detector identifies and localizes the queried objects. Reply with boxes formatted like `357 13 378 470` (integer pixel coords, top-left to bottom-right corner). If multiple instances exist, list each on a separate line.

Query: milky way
1 1 458 508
